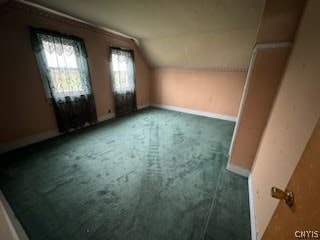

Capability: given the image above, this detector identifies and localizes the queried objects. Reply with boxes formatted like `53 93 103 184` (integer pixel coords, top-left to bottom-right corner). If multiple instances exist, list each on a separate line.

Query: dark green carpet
0 107 250 240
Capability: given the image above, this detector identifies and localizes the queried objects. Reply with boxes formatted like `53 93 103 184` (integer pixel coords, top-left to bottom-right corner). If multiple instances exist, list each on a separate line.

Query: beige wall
0 3 150 144
229 47 291 169
229 0 306 171
251 0 320 238
0 203 14 240
262 120 320 239
0 191 29 240
151 70 246 117
256 0 306 44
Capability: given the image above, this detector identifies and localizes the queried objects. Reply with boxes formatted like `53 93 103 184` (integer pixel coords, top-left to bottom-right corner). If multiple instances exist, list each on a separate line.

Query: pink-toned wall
151 70 246 118
228 0 306 171
0 203 13 240
0 3 150 145
251 0 320 237
255 0 306 44
262 119 320 239
229 47 291 170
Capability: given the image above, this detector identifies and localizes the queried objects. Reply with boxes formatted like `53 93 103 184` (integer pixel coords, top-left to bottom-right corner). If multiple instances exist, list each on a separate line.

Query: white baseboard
0 129 61 154
248 174 258 240
97 113 116 122
0 113 116 154
0 191 29 240
137 104 151 110
151 104 237 122
226 162 250 177
0 105 232 154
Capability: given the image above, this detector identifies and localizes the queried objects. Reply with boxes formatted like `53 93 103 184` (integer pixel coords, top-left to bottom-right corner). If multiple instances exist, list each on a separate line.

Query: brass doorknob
271 187 294 207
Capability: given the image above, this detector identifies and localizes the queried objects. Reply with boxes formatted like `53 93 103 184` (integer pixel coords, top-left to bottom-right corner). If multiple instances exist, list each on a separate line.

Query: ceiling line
19 0 138 42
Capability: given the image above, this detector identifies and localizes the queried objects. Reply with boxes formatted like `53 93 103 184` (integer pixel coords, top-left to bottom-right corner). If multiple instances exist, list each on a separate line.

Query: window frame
108 46 136 94
44 43 85 96
30 27 90 99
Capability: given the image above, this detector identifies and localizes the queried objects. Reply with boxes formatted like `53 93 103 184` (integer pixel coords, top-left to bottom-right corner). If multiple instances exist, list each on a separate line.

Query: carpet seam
201 169 223 240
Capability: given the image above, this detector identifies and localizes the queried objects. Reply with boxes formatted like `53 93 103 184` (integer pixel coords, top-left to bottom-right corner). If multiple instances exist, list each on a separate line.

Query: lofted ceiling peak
25 0 265 69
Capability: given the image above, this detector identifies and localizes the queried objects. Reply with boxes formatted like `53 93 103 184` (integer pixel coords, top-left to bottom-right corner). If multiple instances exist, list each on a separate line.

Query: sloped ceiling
25 0 265 69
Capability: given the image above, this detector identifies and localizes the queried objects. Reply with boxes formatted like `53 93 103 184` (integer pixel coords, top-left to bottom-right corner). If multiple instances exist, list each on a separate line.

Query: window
30 27 97 132
42 41 84 94
111 55 130 91
30 27 92 99
110 48 135 94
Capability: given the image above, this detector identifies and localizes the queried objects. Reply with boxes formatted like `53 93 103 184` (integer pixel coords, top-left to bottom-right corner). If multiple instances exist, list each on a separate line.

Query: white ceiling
26 0 265 69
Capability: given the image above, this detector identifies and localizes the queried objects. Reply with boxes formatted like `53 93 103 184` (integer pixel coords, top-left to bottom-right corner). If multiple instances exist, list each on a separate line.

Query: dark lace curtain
30 27 97 132
109 47 137 116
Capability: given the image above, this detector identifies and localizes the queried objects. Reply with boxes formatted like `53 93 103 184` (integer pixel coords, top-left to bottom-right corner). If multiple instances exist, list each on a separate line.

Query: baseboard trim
0 129 61 154
1 113 116 154
0 106 232 153
0 191 29 240
226 162 250 177
97 113 116 122
137 104 151 110
248 174 258 240
151 104 237 122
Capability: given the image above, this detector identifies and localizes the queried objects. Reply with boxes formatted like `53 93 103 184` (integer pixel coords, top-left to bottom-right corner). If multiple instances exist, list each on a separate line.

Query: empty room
0 0 319 239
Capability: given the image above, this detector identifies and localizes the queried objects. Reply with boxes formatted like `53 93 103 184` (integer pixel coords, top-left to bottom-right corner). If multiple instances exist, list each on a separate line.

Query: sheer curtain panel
109 47 137 116
30 27 97 132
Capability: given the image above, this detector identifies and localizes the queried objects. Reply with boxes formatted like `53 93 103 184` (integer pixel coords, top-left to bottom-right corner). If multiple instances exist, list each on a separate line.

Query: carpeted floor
0 107 250 240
